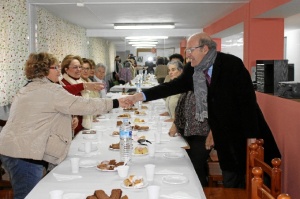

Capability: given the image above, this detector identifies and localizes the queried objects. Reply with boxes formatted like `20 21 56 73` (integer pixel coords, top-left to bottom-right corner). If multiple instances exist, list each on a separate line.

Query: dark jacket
144 52 281 173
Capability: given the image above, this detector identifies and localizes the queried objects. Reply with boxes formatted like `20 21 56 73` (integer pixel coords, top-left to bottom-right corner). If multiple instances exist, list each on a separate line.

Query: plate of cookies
134 110 146 116
132 125 149 131
117 113 131 119
133 146 148 156
121 175 148 189
96 160 124 172
109 142 120 151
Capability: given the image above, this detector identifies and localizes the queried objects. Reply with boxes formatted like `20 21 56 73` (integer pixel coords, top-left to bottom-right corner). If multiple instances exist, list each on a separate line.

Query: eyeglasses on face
49 66 61 71
185 45 204 54
70 66 82 70
82 67 90 71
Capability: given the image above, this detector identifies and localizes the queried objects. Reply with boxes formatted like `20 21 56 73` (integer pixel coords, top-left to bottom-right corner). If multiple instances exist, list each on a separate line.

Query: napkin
155 169 183 175
160 192 196 199
53 173 82 181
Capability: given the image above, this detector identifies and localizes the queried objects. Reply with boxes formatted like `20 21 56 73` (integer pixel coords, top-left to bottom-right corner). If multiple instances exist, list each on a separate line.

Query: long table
25 99 206 199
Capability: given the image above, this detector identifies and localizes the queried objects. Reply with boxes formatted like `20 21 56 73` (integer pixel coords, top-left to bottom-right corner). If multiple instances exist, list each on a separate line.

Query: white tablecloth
25 100 206 199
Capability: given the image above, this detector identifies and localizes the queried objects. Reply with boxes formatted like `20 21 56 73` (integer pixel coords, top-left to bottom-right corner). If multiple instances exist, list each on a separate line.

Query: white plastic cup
117 165 129 178
70 157 80 173
84 142 92 153
49 190 64 199
144 164 156 182
148 144 155 157
154 131 161 144
147 185 160 199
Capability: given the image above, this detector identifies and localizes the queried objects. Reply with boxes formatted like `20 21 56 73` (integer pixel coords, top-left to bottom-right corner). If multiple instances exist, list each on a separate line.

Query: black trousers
184 135 211 187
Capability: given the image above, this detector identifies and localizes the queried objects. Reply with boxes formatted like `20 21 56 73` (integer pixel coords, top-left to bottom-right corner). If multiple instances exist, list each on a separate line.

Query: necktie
204 70 211 85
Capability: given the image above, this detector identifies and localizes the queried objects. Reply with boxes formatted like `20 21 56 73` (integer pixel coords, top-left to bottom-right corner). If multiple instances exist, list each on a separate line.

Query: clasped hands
117 93 144 108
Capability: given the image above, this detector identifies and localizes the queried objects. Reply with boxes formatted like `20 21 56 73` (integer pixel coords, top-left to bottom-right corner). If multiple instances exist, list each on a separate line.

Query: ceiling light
128 41 158 45
76 3 84 7
132 44 156 47
114 23 175 30
125 36 168 40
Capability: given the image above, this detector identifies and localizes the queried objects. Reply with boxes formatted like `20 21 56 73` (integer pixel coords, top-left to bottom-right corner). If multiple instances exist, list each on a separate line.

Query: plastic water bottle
119 118 132 162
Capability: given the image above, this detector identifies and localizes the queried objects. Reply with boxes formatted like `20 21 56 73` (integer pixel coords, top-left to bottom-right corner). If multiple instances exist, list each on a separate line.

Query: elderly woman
0 52 129 199
159 60 184 122
80 58 100 129
60 55 103 135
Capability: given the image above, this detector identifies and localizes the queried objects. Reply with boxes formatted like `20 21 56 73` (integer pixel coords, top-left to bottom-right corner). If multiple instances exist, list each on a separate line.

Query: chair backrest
252 167 291 199
246 139 282 199
0 189 13 199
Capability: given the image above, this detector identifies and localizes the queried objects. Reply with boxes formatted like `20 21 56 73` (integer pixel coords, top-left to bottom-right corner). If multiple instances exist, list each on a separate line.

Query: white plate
63 193 85 199
132 152 148 156
121 181 148 189
78 144 98 152
96 167 117 172
162 175 189 185
79 159 98 168
163 152 184 159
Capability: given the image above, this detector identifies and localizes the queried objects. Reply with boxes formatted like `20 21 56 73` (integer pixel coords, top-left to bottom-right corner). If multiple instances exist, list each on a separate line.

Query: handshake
117 93 144 108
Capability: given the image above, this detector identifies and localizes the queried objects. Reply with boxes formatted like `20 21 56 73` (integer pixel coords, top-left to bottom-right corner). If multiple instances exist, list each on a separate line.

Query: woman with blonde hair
0 52 129 199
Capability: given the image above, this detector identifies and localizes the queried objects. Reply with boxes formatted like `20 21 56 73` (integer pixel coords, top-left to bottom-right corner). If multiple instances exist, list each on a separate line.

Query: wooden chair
0 160 13 199
252 167 291 199
246 139 282 199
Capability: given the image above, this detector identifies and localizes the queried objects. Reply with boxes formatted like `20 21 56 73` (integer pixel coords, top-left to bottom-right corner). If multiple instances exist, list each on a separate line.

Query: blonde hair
25 52 58 79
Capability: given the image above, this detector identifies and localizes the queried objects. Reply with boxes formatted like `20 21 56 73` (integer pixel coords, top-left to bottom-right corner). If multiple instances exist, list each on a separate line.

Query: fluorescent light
132 44 156 47
126 36 168 40
114 23 175 30
128 41 158 44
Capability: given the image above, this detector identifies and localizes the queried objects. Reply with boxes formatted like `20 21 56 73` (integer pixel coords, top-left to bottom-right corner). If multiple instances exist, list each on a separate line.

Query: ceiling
28 0 300 51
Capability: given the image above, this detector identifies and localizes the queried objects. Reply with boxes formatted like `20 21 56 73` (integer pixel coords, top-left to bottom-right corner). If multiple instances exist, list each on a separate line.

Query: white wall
285 29 300 81
221 32 244 61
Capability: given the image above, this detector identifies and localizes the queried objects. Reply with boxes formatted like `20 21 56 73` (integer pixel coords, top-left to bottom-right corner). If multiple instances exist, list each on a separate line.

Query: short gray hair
167 60 183 71
199 38 217 50
95 62 106 71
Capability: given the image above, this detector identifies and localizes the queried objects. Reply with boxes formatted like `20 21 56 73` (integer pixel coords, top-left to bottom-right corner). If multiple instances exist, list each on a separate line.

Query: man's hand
122 93 144 105
118 98 134 108
72 116 79 130
84 82 104 91
205 130 214 150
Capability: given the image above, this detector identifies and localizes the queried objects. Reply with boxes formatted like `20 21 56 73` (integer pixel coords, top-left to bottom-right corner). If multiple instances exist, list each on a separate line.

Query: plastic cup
49 190 64 199
117 165 129 178
147 185 160 199
144 164 156 182
148 144 155 157
154 131 161 144
84 141 92 153
70 157 80 173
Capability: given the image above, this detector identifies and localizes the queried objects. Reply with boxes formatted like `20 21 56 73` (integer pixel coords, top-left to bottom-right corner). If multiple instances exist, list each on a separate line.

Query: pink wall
256 92 300 198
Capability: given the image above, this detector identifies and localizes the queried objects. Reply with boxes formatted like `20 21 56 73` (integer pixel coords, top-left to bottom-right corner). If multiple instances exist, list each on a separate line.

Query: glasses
185 45 204 54
70 66 82 70
82 67 90 71
49 66 61 71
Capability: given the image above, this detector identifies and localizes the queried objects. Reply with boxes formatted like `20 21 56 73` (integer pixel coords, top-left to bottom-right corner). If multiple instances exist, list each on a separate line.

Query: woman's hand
72 116 79 130
168 123 178 137
84 82 104 91
205 130 214 150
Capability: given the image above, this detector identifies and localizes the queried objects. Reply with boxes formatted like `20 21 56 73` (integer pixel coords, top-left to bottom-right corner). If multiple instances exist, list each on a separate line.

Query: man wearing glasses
123 32 281 188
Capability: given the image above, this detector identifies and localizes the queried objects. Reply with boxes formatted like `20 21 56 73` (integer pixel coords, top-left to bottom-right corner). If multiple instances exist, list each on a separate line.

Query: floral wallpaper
0 1 116 106
0 0 29 106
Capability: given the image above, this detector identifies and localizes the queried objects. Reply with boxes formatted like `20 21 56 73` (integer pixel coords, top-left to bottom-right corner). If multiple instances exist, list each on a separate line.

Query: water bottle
119 118 132 162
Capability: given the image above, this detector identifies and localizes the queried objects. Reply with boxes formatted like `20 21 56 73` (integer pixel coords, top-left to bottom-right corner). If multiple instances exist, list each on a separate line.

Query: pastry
94 190 110 199
121 196 129 199
110 189 122 199
86 195 98 199
112 131 119 136
110 142 120 149
116 121 122 126
134 146 148 154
